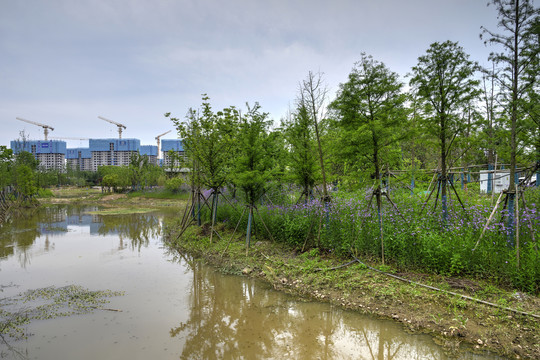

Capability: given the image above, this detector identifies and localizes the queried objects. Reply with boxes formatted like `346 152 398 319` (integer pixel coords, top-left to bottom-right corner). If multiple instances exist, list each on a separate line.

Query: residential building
89 138 140 172
140 145 158 166
66 148 92 172
10 140 66 170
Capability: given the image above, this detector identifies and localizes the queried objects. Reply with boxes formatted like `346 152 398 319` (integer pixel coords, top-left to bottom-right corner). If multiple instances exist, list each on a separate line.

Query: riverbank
39 186 189 208
164 223 540 360
37 188 540 358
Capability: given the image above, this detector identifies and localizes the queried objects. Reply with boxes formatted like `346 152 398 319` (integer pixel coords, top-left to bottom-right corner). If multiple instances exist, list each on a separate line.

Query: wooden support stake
221 206 247 256
418 179 438 217
473 191 504 251
255 206 276 243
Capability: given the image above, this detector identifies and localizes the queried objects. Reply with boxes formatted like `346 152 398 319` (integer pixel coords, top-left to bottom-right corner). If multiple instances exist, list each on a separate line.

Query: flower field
205 186 540 293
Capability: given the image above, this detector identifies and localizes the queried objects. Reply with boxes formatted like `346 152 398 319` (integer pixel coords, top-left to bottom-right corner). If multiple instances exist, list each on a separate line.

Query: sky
0 0 503 149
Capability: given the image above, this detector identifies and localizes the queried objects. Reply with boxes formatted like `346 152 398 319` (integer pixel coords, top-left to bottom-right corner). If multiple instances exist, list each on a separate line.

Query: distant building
139 145 158 166
479 170 511 194
161 139 186 171
10 140 66 170
66 148 92 172
8 137 187 172
89 138 140 172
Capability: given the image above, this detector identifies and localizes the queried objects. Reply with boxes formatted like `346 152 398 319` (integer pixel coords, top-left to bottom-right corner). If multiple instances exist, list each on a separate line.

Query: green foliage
165 176 184 194
329 53 408 186
210 185 540 293
13 164 37 197
0 146 14 189
37 188 54 198
15 151 39 171
232 103 275 206
282 103 319 201
169 95 239 192
410 41 480 157
128 152 163 191
98 166 130 192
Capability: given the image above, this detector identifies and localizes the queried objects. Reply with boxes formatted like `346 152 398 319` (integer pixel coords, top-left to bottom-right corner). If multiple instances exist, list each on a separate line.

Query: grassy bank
164 223 540 360
39 186 189 208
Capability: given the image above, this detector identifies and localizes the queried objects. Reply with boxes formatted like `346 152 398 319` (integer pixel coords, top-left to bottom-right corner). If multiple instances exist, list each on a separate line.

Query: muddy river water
0 205 504 359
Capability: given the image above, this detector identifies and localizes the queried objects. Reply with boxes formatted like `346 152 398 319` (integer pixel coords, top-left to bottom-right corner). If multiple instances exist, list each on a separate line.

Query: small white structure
479 170 510 193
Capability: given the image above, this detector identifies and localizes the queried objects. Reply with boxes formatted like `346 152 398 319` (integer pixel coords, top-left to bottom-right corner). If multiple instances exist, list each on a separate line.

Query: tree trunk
440 112 448 225
373 136 384 264
507 0 520 243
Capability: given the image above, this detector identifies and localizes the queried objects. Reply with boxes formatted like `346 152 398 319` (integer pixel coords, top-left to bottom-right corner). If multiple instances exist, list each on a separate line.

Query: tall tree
298 71 330 201
410 41 480 223
232 103 275 251
233 103 274 206
331 54 408 190
481 0 539 235
282 103 319 203
170 95 239 225
330 54 408 263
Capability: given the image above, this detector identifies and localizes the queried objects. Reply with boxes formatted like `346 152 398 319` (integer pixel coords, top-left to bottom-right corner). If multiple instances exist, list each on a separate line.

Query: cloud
0 0 502 147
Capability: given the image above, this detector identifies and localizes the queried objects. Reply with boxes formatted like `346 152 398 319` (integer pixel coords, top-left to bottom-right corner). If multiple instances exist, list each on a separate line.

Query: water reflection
0 205 163 268
0 205 502 360
96 213 160 251
171 256 466 360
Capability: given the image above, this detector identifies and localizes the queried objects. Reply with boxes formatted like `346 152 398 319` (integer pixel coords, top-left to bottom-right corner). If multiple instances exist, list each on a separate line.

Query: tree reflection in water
0 205 163 268
170 255 450 360
96 213 160 252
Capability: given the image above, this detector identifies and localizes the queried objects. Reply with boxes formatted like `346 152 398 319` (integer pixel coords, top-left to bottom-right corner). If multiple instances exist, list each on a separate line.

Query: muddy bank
39 187 188 208
165 224 540 360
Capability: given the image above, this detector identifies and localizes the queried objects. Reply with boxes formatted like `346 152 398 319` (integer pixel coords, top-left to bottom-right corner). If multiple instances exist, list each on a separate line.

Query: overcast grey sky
1 0 502 149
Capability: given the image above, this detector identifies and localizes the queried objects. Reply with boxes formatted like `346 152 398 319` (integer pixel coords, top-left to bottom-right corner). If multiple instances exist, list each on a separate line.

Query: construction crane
98 116 126 139
155 130 172 159
16 117 54 140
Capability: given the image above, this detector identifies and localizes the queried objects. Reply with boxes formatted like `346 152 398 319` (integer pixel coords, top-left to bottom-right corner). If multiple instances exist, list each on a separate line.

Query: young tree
410 41 480 223
523 16 540 185
298 71 330 201
170 95 239 228
233 103 274 206
330 54 408 263
0 146 14 190
129 152 149 191
282 103 319 203
480 0 540 235
331 54 408 194
232 103 275 250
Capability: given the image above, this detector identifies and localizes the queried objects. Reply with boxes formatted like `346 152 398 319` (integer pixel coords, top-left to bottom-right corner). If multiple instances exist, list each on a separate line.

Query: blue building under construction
10 140 67 170
10 137 184 172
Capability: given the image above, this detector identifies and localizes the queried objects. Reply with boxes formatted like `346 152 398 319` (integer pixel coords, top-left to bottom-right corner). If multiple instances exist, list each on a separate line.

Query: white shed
479 170 510 193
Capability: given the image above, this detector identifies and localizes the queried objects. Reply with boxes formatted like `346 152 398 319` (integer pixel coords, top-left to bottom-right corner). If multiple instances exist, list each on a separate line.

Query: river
0 205 504 359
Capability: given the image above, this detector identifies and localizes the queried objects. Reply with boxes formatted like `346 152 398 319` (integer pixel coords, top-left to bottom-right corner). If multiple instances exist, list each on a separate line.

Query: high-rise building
66 148 92 172
89 138 140 172
161 139 185 171
140 145 158 166
10 140 66 170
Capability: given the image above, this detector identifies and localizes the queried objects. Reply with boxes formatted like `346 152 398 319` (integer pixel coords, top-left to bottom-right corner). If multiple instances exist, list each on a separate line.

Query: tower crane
16 117 54 140
155 130 172 159
97 116 126 139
